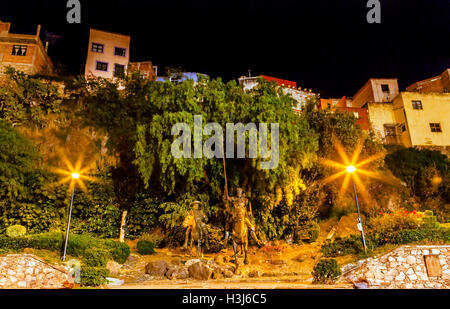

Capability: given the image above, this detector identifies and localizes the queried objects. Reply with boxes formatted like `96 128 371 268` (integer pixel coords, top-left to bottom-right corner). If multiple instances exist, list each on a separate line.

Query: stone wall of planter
0 254 73 289
342 245 450 289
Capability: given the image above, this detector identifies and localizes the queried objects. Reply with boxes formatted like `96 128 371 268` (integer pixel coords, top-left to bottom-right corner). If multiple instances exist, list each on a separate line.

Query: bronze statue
182 201 209 257
224 187 263 269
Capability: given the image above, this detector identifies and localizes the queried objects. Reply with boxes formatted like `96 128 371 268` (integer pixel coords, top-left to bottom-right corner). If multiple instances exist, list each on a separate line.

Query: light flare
319 136 386 202
50 149 99 196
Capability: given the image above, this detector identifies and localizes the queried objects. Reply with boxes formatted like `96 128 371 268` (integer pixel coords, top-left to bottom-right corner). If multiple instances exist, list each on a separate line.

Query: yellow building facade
393 92 450 148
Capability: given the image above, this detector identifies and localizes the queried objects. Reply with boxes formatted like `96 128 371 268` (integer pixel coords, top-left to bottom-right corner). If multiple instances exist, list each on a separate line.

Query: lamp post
346 165 367 253
62 173 79 261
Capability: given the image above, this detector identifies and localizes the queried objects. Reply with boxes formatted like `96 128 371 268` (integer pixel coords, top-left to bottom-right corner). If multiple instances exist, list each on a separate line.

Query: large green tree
70 75 319 240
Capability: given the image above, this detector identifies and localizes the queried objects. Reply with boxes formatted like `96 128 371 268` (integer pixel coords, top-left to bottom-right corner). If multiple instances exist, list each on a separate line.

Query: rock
106 260 121 276
166 265 189 280
185 259 202 268
145 260 168 277
247 270 260 278
188 262 212 280
171 257 182 265
270 259 286 265
23 248 33 254
353 281 369 289
406 256 416 265
223 269 234 278
124 254 140 267
395 272 405 281
214 255 225 264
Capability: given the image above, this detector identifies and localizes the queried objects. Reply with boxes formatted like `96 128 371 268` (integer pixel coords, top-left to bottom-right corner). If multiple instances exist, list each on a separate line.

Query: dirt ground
110 219 355 289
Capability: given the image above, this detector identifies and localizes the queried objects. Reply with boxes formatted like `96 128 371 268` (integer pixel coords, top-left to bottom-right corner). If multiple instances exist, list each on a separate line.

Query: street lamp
62 172 80 261
346 165 367 253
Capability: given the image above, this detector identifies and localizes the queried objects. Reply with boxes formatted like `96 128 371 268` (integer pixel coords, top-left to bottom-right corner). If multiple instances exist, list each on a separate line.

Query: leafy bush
80 267 109 286
385 147 449 222
125 195 160 237
82 248 111 267
312 259 342 284
368 209 422 237
6 225 27 238
321 234 375 257
139 232 165 248
103 240 131 264
136 240 155 255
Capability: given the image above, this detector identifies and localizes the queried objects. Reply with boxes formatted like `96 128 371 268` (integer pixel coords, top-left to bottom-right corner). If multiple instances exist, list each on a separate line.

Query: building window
114 64 125 77
91 43 104 53
381 84 389 93
96 61 108 71
430 123 442 133
353 112 360 119
384 124 400 145
12 45 27 56
114 47 126 57
412 100 423 110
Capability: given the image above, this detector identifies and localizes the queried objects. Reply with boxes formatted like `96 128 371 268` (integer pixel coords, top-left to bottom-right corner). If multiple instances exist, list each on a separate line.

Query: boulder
145 260 168 277
223 269 234 278
185 259 202 268
247 270 260 278
171 257 182 265
188 261 212 280
124 253 140 267
166 265 189 280
106 260 121 276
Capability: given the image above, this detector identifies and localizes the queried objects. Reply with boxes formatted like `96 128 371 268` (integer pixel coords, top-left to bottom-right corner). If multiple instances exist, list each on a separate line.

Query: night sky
1 0 449 98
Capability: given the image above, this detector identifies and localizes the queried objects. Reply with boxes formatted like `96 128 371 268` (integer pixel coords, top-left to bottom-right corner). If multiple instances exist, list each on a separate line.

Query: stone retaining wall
0 254 73 289
342 245 450 289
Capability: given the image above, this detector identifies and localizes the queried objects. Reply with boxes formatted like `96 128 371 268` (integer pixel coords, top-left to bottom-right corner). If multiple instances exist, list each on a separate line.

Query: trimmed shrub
104 240 131 264
322 228 450 257
6 225 27 238
0 236 29 250
389 228 450 244
80 267 109 286
312 259 342 284
420 211 440 230
136 240 155 255
28 232 64 251
83 248 111 267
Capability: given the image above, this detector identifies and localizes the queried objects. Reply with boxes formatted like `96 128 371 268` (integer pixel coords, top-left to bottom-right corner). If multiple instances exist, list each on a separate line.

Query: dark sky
1 0 449 98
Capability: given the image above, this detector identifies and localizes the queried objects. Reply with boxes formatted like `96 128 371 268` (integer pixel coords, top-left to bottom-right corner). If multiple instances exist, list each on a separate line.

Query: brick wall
341 245 450 289
0 254 73 289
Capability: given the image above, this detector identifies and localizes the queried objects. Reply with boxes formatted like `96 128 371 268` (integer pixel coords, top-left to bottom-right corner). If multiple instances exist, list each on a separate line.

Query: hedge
321 228 450 257
0 232 130 264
